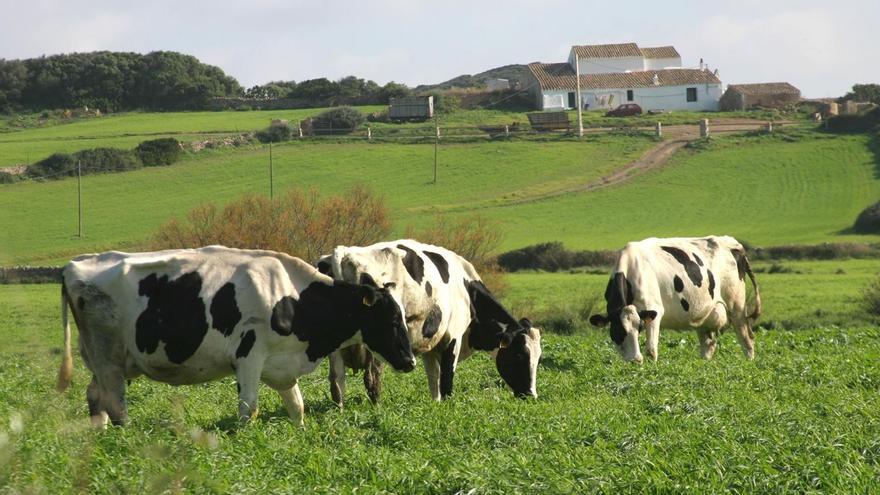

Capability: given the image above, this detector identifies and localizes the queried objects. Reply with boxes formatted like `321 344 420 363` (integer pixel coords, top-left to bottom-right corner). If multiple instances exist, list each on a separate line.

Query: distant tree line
243 76 411 104
0 51 241 112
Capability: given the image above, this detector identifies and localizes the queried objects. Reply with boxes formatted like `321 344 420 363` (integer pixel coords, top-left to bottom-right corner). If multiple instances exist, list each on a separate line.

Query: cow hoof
646 350 658 362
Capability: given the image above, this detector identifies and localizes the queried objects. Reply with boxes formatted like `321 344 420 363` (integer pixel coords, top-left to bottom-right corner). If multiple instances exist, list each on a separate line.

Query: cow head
589 306 656 363
495 318 542 398
589 272 656 363
356 283 416 373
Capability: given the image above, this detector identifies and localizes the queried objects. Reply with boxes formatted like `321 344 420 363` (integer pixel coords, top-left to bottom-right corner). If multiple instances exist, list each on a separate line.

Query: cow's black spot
211 283 241 337
424 251 450 283
604 272 633 345
317 260 332 276
425 280 433 297
706 238 718 249
135 272 208 364
271 296 297 336
422 305 443 339
673 275 684 292
731 249 748 281
680 298 690 311
359 273 378 288
440 339 457 398
693 253 704 267
661 246 703 287
236 329 256 359
708 270 716 299
396 244 424 284
465 280 522 351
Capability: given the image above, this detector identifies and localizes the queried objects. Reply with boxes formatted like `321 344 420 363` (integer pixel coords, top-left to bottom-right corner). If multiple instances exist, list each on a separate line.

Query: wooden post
766 121 773 133
367 127 372 140
699 119 709 138
505 125 509 137
77 160 82 238
655 122 662 138
298 126 303 138
433 116 439 184
269 143 274 200
575 56 583 137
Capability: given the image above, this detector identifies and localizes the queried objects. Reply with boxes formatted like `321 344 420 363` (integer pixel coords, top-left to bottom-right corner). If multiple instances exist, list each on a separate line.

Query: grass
0 135 652 265
2 261 880 493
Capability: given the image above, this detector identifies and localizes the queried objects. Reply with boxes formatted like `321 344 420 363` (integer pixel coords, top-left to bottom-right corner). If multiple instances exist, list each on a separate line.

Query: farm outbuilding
719 82 801 111
389 96 434 120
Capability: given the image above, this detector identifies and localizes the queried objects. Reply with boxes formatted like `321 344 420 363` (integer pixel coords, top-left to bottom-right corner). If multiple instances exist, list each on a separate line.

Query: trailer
389 96 434 121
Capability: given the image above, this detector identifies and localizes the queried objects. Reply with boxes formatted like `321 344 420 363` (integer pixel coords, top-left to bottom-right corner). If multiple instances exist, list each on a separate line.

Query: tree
842 84 880 104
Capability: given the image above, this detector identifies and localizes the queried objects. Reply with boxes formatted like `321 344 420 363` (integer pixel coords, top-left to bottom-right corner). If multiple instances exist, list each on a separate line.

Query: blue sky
0 0 877 97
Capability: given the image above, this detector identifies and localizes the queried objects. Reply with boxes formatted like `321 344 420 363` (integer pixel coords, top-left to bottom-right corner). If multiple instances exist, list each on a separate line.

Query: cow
56 246 416 428
589 236 761 363
316 239 541 404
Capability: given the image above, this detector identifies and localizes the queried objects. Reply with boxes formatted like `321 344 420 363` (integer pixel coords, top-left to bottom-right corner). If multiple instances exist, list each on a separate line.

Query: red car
605 103 643 117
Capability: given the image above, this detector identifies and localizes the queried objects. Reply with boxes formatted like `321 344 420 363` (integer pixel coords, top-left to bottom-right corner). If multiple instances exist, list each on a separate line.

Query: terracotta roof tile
528 63 721 91
640 46 680 59
726 82 800 96
572 43 642 59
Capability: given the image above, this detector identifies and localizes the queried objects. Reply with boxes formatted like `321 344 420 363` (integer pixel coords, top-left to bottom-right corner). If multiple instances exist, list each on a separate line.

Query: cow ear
361 286 378 307
518 317 532 329
359 273 379 288
639 310 658 325
498 332 513 348
589 314 608 327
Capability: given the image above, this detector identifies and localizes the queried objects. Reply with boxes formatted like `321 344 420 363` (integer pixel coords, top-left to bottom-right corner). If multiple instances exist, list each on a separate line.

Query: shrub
135 138 181 166
74 148 142 174
854 202 880 234
432 92 461 114
0 171 18 184
862 276 880 317
26 153 76 179
498 242 617 272
826 107 880 133
405 214 506 294
256 121 294 143
311 107 365 134
152 184 390 262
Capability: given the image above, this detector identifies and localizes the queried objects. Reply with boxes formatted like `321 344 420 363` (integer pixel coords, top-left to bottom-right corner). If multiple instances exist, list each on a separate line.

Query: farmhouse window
627 90 634 102
568 92 576 108
686 87 697 102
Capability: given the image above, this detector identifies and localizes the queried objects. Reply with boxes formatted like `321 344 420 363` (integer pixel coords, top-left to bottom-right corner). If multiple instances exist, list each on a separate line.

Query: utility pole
575 55 584 137
269 142 274 200
77 160 83 238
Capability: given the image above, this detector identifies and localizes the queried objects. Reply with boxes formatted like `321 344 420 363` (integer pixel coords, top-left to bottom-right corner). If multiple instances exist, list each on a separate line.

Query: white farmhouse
525 42 722 112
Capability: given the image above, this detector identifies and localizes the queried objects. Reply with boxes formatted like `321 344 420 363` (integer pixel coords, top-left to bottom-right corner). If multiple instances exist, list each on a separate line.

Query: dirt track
507 119 799 205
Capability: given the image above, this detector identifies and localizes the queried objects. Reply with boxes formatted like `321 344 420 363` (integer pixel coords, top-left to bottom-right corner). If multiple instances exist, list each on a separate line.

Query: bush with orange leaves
151 184 391 263
405 214 507 294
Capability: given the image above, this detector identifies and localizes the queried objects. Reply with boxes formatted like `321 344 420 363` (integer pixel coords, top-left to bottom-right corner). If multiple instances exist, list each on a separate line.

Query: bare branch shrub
152 184 391 262
406 214 507 294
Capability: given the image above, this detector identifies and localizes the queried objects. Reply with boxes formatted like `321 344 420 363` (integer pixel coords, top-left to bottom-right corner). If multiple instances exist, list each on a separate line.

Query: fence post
298 126 303 138
655 122 662 138
77 160 82 238
766 121 773 133
699 119 709 138
367 127 372 140
504 125 509 137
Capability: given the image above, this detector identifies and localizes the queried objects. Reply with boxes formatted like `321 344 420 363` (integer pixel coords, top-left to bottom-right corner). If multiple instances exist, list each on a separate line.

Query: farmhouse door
568 92 576 109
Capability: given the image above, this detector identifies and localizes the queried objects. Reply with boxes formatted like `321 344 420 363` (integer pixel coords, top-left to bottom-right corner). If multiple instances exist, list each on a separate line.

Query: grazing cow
589 236 761 363
56 246 415 427
317 239 541 403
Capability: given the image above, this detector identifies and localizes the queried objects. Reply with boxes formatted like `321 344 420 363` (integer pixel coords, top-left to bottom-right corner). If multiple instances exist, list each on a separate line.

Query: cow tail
744 257 762 332
57 282 74 393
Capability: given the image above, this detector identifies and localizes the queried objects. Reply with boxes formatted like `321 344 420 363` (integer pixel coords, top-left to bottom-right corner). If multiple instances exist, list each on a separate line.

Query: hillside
414 64 529 92
1 115 879 265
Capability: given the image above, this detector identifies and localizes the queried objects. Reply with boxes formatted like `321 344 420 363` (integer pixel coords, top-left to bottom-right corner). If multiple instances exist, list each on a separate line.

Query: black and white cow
317 239 541 403
589 236 761 363
56 246 415 427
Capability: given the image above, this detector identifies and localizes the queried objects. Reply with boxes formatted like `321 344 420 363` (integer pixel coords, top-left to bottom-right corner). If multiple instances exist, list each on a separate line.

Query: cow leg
277 382 305 427
423 352 442 401
697 328 718 360
86 376 109 428
328 351 346 409
644 318 661 362
439 339 461 399
732 316 755 360
236 364 262 423
363 353 384 405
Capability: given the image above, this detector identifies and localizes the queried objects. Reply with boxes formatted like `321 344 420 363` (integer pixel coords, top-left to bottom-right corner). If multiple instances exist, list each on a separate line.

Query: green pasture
2 259 879 493
0 136 651 265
